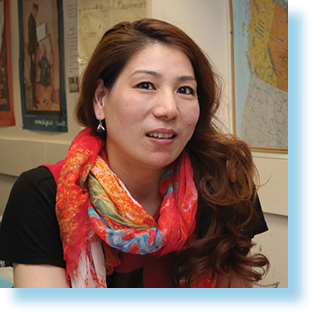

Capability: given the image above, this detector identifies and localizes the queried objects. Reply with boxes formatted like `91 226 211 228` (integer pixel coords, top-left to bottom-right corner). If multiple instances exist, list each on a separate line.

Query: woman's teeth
147 132 175 139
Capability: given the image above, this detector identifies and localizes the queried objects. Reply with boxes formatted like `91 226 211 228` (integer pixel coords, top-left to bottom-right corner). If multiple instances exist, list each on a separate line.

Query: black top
0 167 65 268
0 167 268 287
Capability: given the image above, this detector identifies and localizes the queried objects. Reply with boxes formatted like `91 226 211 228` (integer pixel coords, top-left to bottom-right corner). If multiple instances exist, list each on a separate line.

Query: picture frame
0 0 15 126
18 0 67 132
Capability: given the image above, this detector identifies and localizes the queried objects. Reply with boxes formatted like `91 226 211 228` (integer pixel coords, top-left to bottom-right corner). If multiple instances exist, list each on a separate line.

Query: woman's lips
145 128 177 144
146 132 176 139
145 128 177 139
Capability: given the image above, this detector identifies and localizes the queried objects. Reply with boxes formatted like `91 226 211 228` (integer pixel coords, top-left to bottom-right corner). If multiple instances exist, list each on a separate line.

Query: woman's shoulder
17 166 56 185
5 166 57 220
2 162 63 230
13 165 55 198
0 167 65 268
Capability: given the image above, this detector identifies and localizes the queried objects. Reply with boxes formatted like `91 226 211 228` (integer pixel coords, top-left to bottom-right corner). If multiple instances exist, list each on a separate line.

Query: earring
97 120 105 133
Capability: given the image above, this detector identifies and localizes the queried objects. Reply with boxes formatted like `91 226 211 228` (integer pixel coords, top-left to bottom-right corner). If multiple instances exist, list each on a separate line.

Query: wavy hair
75 18 270 287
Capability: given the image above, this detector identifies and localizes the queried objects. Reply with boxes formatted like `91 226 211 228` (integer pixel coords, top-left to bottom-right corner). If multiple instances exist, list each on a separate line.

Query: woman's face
95 43 200 174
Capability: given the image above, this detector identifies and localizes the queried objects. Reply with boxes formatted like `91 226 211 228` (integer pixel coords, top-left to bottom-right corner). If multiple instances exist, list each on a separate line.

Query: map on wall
230 0 288 153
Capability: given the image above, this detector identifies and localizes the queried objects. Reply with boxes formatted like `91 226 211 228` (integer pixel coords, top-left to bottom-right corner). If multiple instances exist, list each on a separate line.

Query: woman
0 19 269 288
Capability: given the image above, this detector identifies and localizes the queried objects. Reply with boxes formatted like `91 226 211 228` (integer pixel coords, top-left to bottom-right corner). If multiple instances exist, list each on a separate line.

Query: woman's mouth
146 132 176 139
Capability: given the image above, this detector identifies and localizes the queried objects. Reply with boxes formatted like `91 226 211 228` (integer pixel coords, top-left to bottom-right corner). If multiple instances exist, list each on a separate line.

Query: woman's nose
152 90 179 120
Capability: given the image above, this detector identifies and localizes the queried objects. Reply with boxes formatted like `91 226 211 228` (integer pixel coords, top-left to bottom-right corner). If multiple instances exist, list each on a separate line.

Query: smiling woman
93 43 199 177
0 19 270 288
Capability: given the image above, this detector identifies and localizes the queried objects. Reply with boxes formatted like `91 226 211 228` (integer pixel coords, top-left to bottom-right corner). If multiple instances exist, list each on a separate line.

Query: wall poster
77 0 148 65
18 0 67 132
230 0 288 154
0 0 15 126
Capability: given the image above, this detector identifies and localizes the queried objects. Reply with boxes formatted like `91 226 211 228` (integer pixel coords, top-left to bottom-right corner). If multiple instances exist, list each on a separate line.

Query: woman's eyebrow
130 70 162 78
176 75 196 83
130 70 196 83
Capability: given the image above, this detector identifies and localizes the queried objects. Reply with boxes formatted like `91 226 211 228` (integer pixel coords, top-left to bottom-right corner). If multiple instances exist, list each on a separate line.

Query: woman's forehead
122 43 195 77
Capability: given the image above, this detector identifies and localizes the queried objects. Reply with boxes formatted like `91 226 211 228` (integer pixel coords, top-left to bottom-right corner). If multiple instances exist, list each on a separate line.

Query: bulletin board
77 0 148 65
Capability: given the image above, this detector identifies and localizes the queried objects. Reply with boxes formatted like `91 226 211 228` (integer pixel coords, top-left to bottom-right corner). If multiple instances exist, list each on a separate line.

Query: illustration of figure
28 3 39 108
38 44 51 88
37 44 51 106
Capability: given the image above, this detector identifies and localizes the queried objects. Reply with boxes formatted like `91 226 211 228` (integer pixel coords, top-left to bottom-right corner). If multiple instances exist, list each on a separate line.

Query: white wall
0 0 287 288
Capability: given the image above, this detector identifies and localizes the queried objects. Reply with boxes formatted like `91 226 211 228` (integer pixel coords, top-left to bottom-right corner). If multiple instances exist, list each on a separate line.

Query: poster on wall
230 0 288 154
77 0 147 65
0 0 15 126
18 0 67 132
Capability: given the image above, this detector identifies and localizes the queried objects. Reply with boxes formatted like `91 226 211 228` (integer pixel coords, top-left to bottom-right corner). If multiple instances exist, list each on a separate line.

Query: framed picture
0 0 15 126
18 0 67 132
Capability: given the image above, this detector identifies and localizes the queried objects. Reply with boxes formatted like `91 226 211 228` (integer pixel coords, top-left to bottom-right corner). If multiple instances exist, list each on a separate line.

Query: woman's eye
178 86 194 95
136 82 155 90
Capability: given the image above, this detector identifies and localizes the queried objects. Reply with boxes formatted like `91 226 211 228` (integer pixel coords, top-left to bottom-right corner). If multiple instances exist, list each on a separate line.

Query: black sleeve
247 193 268 239
0 167 65 268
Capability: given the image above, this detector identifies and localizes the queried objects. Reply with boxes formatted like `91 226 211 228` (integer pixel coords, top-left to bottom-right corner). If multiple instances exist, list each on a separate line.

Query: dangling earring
97 120 105 133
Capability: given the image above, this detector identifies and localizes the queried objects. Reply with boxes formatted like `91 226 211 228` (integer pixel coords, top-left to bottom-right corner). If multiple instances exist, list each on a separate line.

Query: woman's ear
93 79 108 120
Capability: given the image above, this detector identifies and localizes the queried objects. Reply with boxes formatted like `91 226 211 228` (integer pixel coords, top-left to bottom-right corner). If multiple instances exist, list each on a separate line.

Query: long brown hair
75 18 270 287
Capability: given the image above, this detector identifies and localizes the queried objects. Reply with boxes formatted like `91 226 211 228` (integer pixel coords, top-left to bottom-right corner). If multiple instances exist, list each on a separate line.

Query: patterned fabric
179 272 218 288
56 128 198 288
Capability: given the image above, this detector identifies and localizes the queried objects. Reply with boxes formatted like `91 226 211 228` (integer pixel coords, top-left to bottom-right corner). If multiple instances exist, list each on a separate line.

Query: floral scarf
55 128 198 288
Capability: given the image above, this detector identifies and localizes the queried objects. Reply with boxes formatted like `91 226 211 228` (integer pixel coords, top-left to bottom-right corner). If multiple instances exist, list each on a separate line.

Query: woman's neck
107 157 165 217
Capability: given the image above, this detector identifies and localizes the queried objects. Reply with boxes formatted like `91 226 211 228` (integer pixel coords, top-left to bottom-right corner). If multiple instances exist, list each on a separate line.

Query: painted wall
0 0 288 287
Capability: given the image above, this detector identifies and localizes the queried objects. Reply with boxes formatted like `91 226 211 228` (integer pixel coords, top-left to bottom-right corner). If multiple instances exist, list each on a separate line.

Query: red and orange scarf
55 128 200 287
